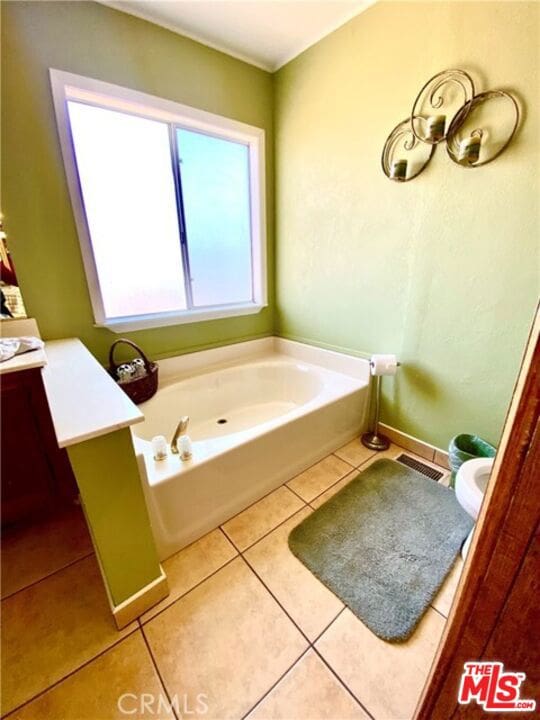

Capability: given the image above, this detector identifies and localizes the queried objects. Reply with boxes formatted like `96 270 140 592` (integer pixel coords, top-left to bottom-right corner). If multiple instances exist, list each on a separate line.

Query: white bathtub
134 337 370 560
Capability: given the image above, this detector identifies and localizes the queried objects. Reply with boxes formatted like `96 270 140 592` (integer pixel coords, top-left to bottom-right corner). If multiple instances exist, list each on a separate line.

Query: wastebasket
448 434 497 488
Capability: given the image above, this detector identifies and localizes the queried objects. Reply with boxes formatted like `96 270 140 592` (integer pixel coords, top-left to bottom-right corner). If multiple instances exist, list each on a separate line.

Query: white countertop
0 346 47 375
41 338 144 448
0 317 47 375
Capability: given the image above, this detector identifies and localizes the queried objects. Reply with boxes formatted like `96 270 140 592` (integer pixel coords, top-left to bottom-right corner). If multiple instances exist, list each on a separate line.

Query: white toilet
455 457 495 559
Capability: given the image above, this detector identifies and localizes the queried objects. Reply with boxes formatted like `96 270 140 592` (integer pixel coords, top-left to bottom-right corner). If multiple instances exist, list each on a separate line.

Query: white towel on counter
0 336 44 362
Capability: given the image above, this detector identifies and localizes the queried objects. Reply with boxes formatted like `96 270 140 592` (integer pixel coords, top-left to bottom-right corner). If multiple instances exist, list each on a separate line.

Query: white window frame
49 68 267 332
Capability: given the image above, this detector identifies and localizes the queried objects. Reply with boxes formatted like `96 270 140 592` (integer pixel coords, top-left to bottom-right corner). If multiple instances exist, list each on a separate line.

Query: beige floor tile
316 608 445 720
432 558 464 617
286 455 354 503
334 438 377 467
144 557 307 720
310 470 359 509
221 486 304 551
1 505 94 598
244 508 343 641
141 529 237 622
8 632 173 720
1 555 136 715
246 649 369 720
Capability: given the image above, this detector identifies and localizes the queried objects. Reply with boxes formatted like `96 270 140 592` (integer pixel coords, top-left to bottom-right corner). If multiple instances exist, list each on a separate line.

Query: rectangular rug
288 458 473 642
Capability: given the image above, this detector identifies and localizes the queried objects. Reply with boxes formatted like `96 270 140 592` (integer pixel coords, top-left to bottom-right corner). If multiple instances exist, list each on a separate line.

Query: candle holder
382 70 521 182
381 117 435 183
446 90 520 168
410 69 475 145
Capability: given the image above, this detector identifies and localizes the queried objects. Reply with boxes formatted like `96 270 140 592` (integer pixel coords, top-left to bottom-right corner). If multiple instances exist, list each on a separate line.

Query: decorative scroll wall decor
382 69 520 182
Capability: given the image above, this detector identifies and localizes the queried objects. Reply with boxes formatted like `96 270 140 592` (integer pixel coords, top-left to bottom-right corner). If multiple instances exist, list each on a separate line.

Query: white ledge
41 338 143 448
0 347 47 375
0 317 47 375
95 303 265 333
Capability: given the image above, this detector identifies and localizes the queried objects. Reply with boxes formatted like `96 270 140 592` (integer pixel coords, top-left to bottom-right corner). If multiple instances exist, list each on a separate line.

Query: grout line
219 483 305 541
309 606 346 646
1 551 95 603
2 438 451 718
287 463 358 507
141 498 317 626
219 524 242 553
282 483 307 505
283 452 356 502
217 524 242 553
286 451 355 486
140 554 239 625
302 470 359 508
1 626 140 718
140 538 350 720
220 503 309 555
237 555 312 646
217 440 361 537
312 645 376 720
430 604 448 621
140 625 180 720
240 647 312 720
202 443 366 554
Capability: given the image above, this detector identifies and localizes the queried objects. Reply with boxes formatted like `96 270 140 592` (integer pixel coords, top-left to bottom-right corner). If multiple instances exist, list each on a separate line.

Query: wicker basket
108 339 158 405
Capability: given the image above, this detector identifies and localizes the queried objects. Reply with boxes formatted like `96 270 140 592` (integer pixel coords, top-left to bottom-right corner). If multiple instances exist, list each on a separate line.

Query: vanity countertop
41 338 144 448
0 317 47 375
0 346 47 375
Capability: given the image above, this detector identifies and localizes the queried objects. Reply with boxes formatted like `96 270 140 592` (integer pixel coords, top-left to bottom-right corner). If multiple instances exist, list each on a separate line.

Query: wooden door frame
416 306 539 718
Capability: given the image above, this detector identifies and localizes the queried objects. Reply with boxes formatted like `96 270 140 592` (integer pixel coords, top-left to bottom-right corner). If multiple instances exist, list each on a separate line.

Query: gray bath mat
288 459 473 642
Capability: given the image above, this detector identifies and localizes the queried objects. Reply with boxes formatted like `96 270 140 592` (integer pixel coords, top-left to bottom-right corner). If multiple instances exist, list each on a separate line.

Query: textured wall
1 0 275 362
274 1 540 449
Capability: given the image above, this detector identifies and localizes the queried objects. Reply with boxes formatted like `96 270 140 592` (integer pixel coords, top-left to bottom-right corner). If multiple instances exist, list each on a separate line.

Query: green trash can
448 434 497 488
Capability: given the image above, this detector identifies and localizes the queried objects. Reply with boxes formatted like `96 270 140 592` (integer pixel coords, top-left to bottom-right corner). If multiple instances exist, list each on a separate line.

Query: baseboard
379 423 450 470
112 567 169 630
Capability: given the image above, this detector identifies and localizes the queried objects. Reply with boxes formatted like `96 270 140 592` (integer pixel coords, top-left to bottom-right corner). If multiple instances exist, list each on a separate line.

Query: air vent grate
396 454 444 481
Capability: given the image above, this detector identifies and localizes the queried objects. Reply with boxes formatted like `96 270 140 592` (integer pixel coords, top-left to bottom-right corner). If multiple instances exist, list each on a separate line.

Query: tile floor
1 439 462 720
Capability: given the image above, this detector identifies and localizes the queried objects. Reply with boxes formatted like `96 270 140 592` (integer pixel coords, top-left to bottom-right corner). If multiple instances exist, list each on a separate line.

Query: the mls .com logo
458 662 536 712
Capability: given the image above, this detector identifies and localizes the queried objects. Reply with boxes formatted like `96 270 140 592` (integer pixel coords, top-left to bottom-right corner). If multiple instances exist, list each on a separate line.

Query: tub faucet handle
171 416 190 454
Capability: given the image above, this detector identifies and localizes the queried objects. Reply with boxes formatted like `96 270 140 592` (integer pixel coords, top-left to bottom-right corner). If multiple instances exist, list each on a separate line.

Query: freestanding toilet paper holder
361 357 400 451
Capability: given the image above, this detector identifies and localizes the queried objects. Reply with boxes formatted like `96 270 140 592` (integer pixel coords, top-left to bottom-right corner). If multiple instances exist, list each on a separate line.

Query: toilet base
461 528 474 560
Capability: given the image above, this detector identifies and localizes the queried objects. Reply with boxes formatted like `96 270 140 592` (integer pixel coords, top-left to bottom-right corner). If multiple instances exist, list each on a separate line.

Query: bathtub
133 337 370 560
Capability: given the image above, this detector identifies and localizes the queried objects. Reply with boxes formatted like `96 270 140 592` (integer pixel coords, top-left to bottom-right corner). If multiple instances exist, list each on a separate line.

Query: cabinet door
1 370 56 524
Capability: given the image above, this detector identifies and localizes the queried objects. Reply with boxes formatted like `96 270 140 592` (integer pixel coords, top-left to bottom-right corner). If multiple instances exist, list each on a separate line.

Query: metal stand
361 374 390 451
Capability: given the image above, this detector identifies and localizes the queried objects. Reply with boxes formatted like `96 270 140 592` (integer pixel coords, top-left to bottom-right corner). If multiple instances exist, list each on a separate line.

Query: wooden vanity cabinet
1 367 77 526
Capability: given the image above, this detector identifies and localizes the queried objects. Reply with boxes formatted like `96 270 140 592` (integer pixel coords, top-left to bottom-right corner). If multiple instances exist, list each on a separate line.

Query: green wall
67 429 162 605
274 1 540 449
2 0 539 453
1 0 274 363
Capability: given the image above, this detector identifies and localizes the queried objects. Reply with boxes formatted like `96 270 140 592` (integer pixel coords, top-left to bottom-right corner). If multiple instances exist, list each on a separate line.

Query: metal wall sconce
382 69 520 182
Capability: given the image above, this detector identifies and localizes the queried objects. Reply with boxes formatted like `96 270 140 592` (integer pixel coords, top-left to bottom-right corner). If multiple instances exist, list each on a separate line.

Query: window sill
95 302 265 333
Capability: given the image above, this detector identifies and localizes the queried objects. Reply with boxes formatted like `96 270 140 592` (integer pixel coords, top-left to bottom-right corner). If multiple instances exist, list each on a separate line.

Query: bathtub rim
132 336 371 484
154 336 370 386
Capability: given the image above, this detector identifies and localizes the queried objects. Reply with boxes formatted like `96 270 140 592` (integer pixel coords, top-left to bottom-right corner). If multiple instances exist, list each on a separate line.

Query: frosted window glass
177 128 253 307
67 101 186 318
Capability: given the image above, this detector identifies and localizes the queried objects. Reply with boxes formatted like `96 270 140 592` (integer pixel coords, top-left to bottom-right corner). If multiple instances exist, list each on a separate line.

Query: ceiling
98 1 375 72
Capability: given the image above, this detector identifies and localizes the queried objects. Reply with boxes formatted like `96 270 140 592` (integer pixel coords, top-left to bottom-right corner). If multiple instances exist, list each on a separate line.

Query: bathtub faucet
171 416 190 454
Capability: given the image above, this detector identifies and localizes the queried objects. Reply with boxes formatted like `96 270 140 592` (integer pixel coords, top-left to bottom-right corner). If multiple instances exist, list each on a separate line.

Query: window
50 70 266 331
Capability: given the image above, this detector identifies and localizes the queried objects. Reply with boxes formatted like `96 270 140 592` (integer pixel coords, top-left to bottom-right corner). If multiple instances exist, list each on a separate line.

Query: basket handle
108 339 153 374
